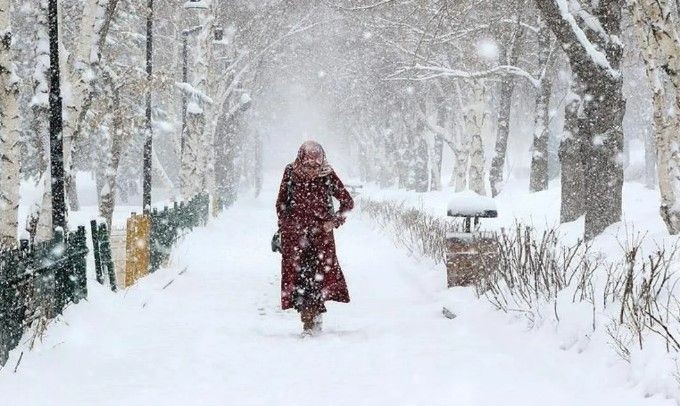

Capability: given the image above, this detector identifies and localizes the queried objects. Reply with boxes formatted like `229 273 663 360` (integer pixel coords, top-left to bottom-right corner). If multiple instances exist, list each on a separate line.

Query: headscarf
291 140 333 182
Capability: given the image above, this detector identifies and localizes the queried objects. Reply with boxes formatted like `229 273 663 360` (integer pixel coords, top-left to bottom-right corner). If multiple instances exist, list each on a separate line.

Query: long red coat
276 164 354 310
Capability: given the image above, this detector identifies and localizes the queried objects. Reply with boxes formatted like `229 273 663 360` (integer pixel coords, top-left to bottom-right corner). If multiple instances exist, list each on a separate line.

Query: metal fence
149 193 209 273
0 193 211 367
90 221 118 292
0 227 88 366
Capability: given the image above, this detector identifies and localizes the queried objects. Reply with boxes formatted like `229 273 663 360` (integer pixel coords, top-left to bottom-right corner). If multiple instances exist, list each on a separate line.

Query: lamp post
142 0 153 211
48 0 66 232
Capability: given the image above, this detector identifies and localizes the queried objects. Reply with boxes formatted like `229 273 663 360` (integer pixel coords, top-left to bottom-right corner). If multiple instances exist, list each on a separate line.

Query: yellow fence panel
124 213 151 288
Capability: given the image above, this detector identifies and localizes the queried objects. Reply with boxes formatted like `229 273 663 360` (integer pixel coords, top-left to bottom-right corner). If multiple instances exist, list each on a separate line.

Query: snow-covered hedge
359 196 680 400
358 197 459 263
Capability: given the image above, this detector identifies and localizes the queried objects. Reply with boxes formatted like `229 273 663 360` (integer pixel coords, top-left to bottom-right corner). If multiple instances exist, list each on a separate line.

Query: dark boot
300 309 315 335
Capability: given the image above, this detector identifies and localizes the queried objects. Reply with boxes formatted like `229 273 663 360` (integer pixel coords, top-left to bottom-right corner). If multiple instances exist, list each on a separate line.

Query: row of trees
0 0 678 245
316 0 679 238
0 0 319 247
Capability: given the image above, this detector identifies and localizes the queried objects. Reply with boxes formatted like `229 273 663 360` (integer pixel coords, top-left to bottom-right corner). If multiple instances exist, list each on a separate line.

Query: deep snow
0 181 675 406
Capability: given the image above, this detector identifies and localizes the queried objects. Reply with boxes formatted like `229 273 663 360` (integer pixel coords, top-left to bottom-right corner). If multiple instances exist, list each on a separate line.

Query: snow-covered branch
388 64 540 87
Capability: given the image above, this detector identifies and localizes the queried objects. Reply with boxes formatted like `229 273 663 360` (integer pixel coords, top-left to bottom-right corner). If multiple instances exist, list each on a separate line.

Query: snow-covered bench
445 191 499 287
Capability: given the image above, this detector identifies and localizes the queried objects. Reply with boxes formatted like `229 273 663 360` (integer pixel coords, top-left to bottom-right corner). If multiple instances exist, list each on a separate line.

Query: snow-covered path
0 191 673 406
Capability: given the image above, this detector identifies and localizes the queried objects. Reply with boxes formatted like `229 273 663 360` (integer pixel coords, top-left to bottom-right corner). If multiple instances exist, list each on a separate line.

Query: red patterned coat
275 164 354 310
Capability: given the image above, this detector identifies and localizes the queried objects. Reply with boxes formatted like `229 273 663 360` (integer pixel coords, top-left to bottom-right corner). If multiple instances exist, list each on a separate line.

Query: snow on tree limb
389 64 540 88
536 0 620 78
175 82 214 104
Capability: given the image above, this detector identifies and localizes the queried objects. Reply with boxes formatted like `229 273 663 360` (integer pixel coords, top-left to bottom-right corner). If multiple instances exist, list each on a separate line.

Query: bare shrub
612 234 680 354
359 197 680 370
475 225 597 320
358 197 460 263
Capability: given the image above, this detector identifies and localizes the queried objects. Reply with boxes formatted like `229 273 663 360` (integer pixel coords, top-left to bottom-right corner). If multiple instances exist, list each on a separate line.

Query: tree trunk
430 99 445 191
62 0 120 212
467 84 488 196
35 173 53 243
630 0 680 234
529 19 554 192
414 135 429 193
536 0 625 239
453 115 469 192
99 75 123 230
181 107 206 199
449 83 469 191
558 85 585 223
413 114 429 193
489 20 524 197
214 112 241 210
194 5 215 197
0 1 21 248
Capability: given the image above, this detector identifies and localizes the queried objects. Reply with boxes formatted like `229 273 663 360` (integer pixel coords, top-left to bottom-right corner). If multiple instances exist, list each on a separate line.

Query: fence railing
90 221 117 292
0 227 88 366
91 193 210 289
149 193 209 273
0 194 210 367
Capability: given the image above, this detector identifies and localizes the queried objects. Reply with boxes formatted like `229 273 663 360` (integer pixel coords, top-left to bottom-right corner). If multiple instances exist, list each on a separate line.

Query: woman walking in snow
275 141 354 335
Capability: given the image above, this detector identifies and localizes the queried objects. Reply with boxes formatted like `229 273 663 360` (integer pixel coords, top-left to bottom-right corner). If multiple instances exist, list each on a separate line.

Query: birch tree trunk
0 1 20 248
529 19 554 192
180 4 215 199
26 0 52 243
467 84 488 196
181 104 206 199
413 111 429 193
629 0 680 234
195 5 215 195
214 111 241 209
35 174 52 243
99 74 123 230
430 98 445 191
62 0 119 211
31 0 49 173
450 85 469 191
489 20 524 197
453 114 469 192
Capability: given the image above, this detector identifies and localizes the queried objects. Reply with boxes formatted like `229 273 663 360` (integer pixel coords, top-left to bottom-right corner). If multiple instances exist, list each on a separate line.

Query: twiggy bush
475 225 597 322
359 198 680 368
358 197 459 263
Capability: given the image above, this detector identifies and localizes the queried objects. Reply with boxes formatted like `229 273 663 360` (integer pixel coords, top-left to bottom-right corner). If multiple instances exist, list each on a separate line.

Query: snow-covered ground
0 180 674 405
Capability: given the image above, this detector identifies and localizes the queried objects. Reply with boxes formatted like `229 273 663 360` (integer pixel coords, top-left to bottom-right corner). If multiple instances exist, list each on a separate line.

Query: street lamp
142 0 153 211
48 0 66 232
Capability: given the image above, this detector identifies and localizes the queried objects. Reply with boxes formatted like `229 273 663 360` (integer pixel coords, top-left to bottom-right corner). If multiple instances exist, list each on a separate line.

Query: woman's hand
323 215 346 232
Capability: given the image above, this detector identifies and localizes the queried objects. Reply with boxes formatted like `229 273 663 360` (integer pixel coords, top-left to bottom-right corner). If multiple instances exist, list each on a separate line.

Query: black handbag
271 229 282 253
